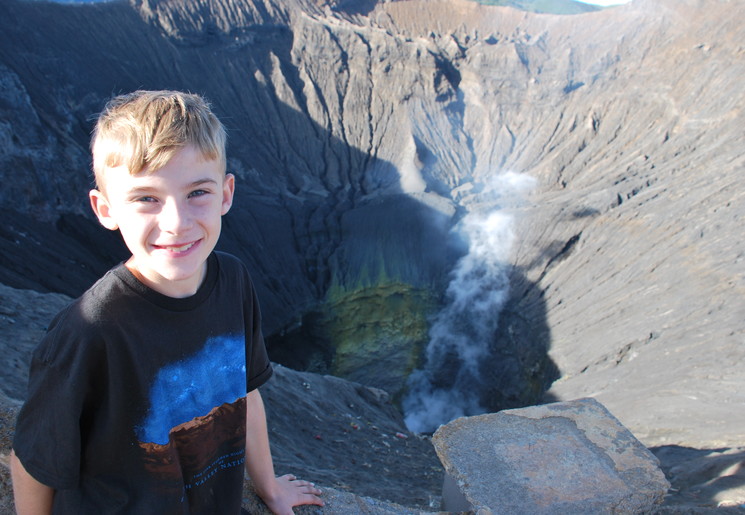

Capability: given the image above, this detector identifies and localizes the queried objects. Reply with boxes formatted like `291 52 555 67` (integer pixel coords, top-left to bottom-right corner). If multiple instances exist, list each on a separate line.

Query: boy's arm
244 389 323 515
10 450 54 515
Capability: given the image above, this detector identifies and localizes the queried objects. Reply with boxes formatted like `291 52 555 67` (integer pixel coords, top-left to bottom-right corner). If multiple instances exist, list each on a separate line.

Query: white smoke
403 171 535 433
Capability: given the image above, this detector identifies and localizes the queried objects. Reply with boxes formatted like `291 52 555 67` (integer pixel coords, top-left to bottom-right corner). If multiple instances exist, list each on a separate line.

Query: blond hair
91 90 226 187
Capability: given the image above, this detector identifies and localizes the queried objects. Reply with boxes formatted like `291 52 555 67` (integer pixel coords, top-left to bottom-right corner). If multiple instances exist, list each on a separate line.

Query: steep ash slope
364 0 744 445
499 0 745 447
0 0 743 449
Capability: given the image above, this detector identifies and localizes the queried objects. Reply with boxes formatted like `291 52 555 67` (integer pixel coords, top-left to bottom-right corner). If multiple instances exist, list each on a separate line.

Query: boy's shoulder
74 263 139 322
214 250 248 267
213 250 242 269
213 251 254 284
32 264 132 364
50 263 125 318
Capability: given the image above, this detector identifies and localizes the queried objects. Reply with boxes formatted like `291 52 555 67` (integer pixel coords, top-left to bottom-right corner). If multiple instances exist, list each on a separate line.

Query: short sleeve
13 308 101 489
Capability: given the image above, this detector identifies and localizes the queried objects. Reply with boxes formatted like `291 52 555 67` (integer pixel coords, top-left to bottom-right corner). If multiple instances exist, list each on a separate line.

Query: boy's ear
221 173 236 216
89 189 119 231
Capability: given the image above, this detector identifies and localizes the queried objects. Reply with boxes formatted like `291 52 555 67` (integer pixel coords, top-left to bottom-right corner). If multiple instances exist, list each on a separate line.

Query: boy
10 90 324 514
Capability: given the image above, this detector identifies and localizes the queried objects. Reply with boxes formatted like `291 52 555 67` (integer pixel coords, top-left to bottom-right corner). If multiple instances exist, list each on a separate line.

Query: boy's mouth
156 241 198 253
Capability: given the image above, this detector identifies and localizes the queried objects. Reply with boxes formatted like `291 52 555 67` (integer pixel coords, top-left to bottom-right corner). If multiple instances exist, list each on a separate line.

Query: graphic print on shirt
136 334 247 501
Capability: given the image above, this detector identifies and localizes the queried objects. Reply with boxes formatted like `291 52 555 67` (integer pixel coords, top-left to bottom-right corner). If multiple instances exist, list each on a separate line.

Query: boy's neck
125 257 208 298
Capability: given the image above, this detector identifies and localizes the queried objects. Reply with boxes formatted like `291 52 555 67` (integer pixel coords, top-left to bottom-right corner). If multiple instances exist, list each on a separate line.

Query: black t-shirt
13 252 273 514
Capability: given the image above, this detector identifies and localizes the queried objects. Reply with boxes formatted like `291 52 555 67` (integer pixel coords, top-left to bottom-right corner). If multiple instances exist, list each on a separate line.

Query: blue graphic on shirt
137 334 246 445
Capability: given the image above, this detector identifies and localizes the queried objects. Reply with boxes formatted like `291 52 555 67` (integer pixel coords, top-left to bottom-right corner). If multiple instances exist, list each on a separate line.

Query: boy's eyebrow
125 178 219 195
188 178 219 187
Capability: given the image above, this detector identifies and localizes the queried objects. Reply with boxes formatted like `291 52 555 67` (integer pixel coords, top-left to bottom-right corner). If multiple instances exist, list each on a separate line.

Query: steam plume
403 172 535 433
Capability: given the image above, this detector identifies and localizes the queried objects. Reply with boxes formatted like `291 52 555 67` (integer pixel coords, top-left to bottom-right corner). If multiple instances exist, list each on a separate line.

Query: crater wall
0 0 742 446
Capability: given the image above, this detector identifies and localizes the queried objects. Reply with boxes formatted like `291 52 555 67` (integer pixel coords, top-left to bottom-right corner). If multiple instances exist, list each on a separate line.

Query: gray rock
432 398 670 514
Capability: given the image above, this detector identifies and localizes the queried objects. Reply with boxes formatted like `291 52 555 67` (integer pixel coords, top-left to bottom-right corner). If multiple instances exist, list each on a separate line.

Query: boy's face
90 145 234 298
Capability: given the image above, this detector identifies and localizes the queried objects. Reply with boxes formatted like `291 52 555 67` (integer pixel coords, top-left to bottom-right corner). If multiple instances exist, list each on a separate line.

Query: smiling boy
10 90 323 514
90 144 229 298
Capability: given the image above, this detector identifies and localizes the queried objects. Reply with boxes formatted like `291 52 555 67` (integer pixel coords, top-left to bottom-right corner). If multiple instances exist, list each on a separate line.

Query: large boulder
433 398 670 514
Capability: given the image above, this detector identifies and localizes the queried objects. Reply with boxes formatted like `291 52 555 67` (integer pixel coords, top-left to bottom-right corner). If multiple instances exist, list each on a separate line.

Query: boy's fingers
282 475 324 505
301 490 325 506
303 484 322 495
307 496 325 507
294 479 321 494
281 474 318 490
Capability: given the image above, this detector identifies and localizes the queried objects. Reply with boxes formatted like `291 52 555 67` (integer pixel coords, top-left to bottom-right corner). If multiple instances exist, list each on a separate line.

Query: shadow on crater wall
0 0 558 416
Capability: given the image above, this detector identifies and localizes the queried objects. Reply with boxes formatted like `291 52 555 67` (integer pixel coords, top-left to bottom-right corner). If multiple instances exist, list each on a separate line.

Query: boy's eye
135 196 158 203
188 189 209 198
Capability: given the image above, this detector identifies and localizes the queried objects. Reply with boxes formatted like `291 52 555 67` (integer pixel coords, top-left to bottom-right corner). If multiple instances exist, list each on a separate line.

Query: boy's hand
244 390 323 514
261 473 324 515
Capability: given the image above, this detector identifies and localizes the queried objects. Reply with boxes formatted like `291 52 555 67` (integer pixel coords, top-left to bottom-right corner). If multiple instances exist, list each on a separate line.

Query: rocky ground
1 284 744 513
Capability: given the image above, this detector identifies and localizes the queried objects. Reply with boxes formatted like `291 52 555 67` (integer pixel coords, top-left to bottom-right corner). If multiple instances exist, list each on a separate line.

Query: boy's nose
158 200 191 233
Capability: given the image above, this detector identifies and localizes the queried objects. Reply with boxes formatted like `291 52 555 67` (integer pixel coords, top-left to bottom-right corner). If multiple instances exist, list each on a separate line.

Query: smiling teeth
165 242 195 253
